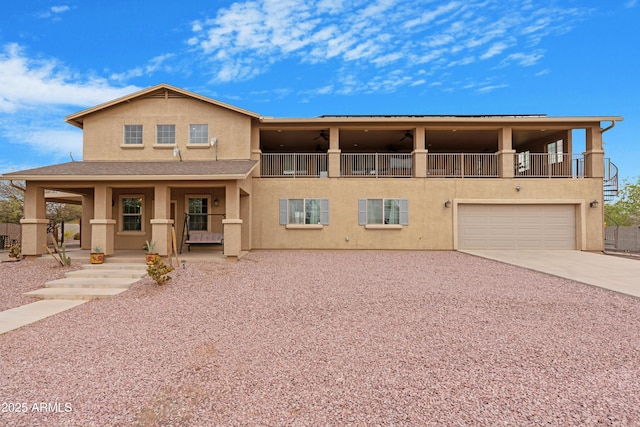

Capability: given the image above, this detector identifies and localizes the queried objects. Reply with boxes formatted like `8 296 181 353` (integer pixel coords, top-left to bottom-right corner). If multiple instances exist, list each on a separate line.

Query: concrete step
44 277 141 288
83 263 149 270
24 288 129 300
64 269 146 279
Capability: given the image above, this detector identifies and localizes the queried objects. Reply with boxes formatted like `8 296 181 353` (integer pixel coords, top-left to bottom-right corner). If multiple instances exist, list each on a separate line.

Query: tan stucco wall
251 177 604 251
81 97 252 161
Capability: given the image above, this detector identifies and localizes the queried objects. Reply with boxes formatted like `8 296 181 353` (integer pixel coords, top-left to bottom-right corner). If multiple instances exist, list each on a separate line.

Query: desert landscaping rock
1 251 639 426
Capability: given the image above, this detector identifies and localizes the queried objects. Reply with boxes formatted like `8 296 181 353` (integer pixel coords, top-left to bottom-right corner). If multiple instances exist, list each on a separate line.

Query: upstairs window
156 124 176 145
124 125 143 145
548 139 563 164
189 124 209 144
279 199 329 225
358 199 408 225
121 197 143 231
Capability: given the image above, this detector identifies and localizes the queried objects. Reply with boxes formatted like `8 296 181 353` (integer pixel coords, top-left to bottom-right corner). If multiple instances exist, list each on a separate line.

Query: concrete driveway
461 250 640 298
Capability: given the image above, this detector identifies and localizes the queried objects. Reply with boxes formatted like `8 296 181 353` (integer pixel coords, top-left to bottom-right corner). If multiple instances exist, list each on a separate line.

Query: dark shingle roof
2 160 257 181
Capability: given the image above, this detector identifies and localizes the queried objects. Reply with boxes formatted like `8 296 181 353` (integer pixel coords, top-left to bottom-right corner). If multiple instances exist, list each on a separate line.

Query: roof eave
65 83 262 128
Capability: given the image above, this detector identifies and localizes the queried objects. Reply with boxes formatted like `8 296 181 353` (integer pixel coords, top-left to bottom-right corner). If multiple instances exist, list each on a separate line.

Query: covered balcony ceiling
260 127 569 153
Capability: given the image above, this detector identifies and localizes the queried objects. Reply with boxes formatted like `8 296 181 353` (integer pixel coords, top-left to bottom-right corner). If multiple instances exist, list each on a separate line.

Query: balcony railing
426 153 498 178
341 153 413 177
514 153 584 178
261 153 328 177
260 152 589 179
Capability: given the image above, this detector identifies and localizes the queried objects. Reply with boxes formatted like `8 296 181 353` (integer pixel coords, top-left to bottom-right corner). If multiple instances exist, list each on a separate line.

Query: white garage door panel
458 205 575 250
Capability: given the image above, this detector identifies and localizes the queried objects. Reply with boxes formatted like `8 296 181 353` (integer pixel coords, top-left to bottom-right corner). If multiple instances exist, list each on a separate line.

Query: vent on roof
144 89 188 100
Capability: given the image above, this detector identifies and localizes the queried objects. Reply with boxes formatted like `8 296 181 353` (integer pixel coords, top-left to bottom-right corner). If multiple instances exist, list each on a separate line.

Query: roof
2 160 258 181
66 83 262 128
260 115 623 125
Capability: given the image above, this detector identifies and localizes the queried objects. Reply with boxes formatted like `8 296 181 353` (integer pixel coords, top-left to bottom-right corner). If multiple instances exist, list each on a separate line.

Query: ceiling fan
314 130 330 142
400 131 414 142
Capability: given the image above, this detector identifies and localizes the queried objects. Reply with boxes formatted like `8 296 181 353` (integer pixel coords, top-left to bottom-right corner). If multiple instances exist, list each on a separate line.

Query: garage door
458 204 576 250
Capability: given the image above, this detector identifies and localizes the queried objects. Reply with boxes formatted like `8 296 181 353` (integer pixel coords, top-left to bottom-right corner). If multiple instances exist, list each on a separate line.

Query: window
124 125 143 145
156 124 176 145
122 197 143 231
188 197 208 231
548 139 563 164
279 199 329 225
189 124 208 144
358 199 408 225
517 151 530 172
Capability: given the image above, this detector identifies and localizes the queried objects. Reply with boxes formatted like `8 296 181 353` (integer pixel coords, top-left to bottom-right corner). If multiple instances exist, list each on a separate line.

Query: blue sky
1 0 639 183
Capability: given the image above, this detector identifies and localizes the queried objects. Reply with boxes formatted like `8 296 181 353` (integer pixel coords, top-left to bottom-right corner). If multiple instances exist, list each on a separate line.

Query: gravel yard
1 250 639 426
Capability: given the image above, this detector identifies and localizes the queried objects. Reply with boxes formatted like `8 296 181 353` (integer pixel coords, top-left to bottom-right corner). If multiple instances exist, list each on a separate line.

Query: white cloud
480 42 510 60
51 5 71 14
0 43 140 112
188 0 590 95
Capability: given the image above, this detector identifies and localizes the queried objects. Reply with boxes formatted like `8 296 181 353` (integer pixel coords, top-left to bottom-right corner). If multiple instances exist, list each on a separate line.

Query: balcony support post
497 127 515 178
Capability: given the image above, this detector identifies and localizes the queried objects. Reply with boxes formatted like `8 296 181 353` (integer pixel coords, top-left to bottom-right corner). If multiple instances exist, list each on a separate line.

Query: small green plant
92 245 102 254
59 243 71 266
73 232 81 240
143 240 156 253
146 256 174 285
8 244 21 260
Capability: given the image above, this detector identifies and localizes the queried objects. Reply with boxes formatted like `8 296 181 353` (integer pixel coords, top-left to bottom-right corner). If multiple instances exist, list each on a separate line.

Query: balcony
426 153 498 178
514 153 585 178
260 152 590 179
261 153 328 177
341 153 413 177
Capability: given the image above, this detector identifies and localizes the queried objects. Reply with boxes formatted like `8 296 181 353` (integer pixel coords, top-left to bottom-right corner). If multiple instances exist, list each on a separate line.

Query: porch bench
185 232 224 251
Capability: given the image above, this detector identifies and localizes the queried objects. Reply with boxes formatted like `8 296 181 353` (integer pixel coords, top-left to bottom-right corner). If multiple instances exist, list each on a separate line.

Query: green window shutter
358 199 367 225
320 199 329 225
399 199 409 225
279 199 288 225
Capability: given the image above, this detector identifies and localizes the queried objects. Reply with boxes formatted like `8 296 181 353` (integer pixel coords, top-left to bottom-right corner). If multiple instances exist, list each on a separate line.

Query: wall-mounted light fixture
444 199 452 208
213 198 220 207
172 146 182 161
589 200 599 208
515 185 521 192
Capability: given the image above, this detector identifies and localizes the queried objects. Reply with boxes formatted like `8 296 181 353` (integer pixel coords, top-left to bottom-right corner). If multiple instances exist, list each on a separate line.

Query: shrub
146 256 174 285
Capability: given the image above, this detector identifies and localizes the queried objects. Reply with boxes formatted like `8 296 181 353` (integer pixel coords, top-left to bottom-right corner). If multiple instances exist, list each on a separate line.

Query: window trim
186 195 210 232
118 195 145 234
156 124 176 145
123 124 143 146
188 124 209 146
358 198 408 226
279 198 329 227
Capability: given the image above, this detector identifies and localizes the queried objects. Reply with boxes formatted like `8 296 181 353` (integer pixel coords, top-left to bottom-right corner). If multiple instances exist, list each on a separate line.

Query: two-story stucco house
2 83 622 261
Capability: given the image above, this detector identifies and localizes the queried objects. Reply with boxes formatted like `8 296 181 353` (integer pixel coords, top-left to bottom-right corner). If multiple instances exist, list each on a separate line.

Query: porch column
20 182 48 258
585 126 604 179
90 184 115 255
328 127 341 178
151 184 173 256
223 181 242 262
497 127 515 178
251 126 262 177
80 194 94 250
413 126 427 178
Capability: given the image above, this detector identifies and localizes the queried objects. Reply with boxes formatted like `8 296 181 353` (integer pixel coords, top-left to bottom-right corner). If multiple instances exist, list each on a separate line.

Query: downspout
601 120 616 133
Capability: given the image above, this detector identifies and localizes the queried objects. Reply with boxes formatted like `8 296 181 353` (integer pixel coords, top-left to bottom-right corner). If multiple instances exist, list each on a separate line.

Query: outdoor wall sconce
515 185 521 192
213 198 220 207
444 200 452 208
589 200 599 208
